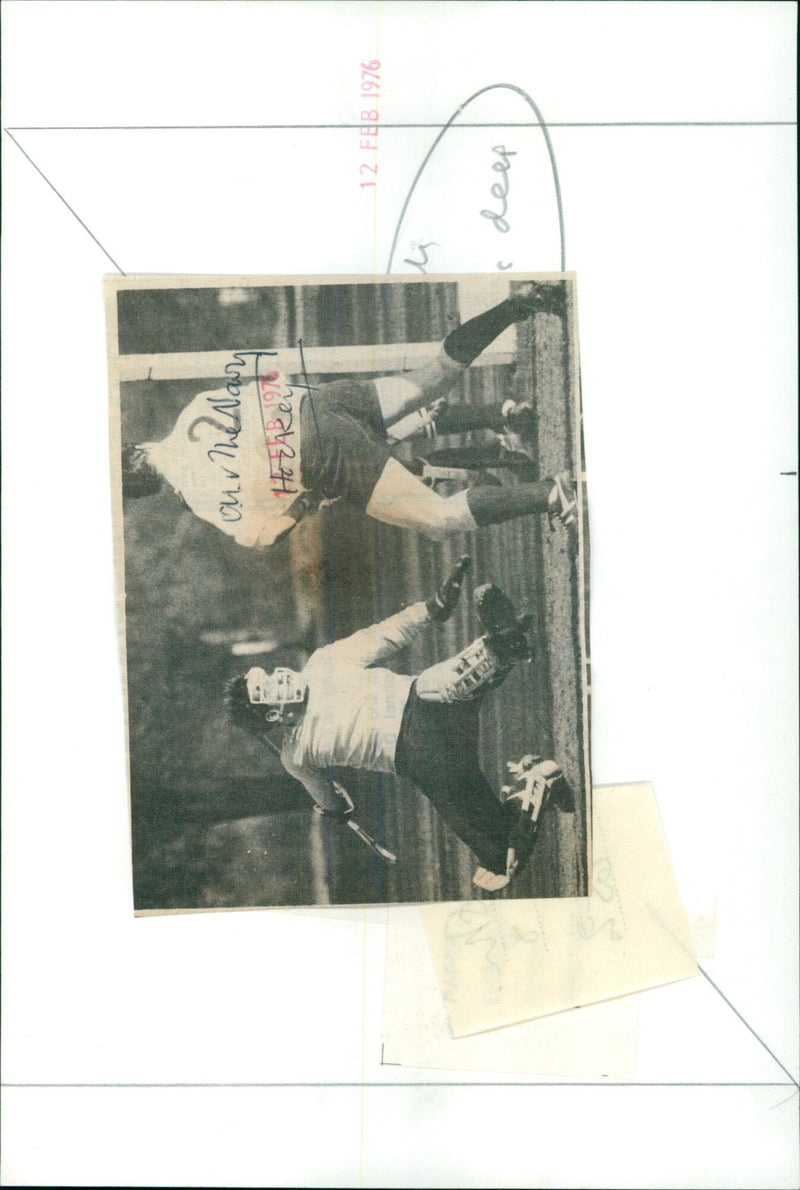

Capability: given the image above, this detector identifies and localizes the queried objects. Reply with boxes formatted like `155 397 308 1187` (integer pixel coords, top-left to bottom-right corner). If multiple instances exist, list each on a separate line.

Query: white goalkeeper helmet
246 666 308 722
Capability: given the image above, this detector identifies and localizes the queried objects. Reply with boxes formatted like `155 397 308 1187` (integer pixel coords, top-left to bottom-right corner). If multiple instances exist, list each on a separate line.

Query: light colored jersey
282 602 431 800
147 363 305 549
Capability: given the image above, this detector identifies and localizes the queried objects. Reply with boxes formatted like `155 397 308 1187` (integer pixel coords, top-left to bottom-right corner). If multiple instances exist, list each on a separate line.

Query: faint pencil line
3 129 126 274
697 964 800 1089
770 1088 799 1111
359 902 369 1189
4 122 796 131
2 1080 796 1089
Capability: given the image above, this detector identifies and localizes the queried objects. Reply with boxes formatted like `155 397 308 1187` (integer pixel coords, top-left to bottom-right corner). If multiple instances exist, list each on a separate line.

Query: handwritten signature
186 351 267 524
443 901 539 987
186 348 302 524
190 341 326 525
255 362 299 498
575 857 625 942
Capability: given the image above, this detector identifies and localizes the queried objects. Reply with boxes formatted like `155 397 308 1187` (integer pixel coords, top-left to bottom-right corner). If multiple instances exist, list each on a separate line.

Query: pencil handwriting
403 239 439 274
479 144 516 234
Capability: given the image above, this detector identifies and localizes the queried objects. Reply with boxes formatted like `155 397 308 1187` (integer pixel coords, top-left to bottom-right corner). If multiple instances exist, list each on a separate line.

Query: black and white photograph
5 2 798 1185
107 273 590 910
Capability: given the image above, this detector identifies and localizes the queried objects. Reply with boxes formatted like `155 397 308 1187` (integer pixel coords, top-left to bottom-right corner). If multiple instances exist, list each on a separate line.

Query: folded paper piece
383 904 638 1078
420 783 698 1037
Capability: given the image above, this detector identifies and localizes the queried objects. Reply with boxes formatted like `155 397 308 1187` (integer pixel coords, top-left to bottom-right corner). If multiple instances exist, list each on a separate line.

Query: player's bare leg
365 457 576 540
374 281 565 429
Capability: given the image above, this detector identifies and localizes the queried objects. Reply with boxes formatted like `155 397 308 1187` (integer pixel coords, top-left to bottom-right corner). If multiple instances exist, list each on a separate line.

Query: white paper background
2 2 797 1187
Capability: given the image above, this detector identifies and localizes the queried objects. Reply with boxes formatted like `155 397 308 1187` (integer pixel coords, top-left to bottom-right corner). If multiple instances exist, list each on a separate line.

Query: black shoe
507 281 567 320
501 399 535 440
502 756 568 878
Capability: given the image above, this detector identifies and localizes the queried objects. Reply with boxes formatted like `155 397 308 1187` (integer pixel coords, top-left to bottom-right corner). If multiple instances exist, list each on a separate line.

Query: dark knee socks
426 442 506 469
433 402 506 433
442 299 519 366
466 482 552 526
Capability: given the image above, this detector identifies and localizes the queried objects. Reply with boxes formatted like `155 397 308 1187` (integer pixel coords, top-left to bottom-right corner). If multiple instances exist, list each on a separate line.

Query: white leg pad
416 637 502 702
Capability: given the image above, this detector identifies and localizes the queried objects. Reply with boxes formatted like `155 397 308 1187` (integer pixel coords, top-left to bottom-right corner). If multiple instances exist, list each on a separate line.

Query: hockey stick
263 736 398 864
345 818 397 864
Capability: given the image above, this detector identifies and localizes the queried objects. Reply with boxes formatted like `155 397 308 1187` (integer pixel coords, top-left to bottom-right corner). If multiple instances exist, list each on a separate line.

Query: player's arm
329 555 472 665
249 493 323 549
251 515 299 549
279 738 354 819
425 554 472 622
231 516 296 550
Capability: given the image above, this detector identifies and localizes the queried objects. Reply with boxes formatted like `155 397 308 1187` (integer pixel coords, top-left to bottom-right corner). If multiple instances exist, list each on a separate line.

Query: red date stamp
359 59 380 188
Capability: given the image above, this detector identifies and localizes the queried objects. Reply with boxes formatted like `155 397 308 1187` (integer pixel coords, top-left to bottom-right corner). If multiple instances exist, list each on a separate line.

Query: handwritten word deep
480 144 516 241
387 83 565 274
359 59 381 189
479 145 517 270
401 145 518 275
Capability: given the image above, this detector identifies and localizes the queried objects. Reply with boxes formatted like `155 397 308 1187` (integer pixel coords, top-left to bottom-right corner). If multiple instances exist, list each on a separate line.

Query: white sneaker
472 866 510 891
547 471 577 529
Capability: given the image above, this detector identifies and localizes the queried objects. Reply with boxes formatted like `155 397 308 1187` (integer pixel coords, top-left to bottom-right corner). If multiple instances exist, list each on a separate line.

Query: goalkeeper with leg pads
224 556 573 890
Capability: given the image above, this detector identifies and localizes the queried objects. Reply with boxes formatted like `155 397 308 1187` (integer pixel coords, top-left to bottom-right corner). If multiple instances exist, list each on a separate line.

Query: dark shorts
299 379 393 508
395 683 509 875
